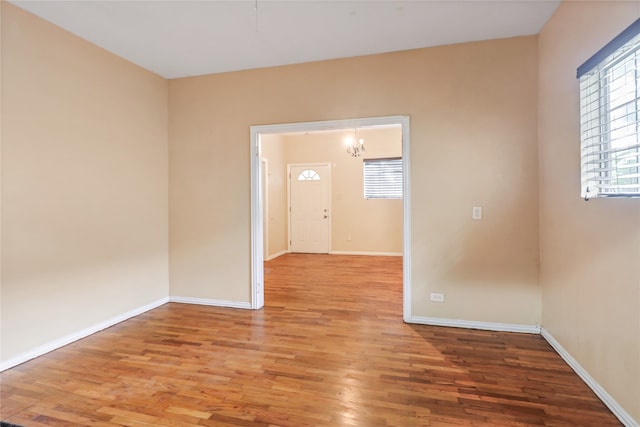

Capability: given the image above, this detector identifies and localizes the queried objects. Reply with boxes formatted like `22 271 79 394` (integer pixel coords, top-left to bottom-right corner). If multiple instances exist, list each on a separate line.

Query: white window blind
363 157 403 199
578 18 640 199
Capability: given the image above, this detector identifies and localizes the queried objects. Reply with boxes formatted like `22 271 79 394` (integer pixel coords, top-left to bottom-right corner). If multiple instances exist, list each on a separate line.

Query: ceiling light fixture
345 129 365 157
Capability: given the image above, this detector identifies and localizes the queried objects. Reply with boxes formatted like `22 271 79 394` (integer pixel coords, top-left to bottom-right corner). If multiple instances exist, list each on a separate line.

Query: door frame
287 162 332 254
250 115 411 322
262 158 269 259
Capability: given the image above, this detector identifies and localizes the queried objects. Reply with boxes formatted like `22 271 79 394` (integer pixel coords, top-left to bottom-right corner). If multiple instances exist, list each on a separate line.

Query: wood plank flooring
1 254 621 426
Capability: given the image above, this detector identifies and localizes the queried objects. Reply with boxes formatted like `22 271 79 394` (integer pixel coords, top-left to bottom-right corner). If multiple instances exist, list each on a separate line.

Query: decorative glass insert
297 169 320 181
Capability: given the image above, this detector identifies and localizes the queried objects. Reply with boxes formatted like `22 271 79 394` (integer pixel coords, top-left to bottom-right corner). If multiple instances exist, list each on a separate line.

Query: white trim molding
265 250 288 261
330 251 403 257
169 296 252 310
541 328 639 427
409 316 541 334
250 115 411 316
0 297 169 372
400 119 411 323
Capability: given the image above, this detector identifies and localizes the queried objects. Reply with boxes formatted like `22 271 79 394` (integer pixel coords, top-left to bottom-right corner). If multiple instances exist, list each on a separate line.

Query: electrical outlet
430 292 445 302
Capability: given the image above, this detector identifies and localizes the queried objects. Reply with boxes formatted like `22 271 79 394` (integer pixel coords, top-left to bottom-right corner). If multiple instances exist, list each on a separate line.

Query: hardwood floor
1 254 621 426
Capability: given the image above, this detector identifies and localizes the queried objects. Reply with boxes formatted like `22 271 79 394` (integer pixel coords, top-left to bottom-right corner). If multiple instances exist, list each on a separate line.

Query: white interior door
289 164 330 253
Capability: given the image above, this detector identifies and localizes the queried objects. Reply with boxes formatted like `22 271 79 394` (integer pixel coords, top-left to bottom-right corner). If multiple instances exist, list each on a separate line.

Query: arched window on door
297 169 320 181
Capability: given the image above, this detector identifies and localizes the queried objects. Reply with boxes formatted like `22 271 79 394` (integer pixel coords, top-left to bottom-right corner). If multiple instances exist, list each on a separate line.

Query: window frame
363 157 403 200
577 18 640 199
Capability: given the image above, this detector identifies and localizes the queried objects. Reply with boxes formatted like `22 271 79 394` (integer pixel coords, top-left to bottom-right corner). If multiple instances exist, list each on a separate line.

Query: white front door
289 164 330 253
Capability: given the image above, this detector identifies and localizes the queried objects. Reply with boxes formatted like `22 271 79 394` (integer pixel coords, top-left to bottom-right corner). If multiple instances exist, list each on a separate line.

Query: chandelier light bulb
345 129 365 157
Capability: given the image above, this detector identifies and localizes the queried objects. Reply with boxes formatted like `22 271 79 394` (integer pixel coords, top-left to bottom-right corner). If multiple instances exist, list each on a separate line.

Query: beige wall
260 134 288 258
280 127 402 254
1 3 169 364
0 2 4 336
538 2 640 422
169 35 541 324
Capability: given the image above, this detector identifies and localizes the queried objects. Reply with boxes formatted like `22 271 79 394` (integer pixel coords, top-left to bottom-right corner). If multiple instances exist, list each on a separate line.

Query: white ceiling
9 0 561 79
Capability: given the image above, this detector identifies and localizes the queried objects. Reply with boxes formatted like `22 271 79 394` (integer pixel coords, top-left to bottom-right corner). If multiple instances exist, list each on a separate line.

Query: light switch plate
472 206 483 220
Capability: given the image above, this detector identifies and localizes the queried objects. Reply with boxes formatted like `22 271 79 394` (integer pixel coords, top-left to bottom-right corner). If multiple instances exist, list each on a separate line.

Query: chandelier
345 129 365 157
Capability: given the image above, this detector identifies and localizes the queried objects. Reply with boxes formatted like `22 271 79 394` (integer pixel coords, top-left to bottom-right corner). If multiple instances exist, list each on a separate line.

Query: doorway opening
250 116 411 320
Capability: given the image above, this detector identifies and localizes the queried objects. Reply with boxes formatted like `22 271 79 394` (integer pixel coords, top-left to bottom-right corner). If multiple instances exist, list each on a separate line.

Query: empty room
1 1 639 426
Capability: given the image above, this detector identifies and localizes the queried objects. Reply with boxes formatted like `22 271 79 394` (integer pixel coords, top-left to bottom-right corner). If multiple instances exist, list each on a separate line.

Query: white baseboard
541 328 638 427
169 296 251 310
0 297 169 372
265 250 288 261
329 251 403 257
409 315 541 334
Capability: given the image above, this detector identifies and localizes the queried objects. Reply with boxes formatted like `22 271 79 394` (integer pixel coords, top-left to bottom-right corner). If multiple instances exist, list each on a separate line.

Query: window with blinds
578 18 640 199
363 157 403 199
